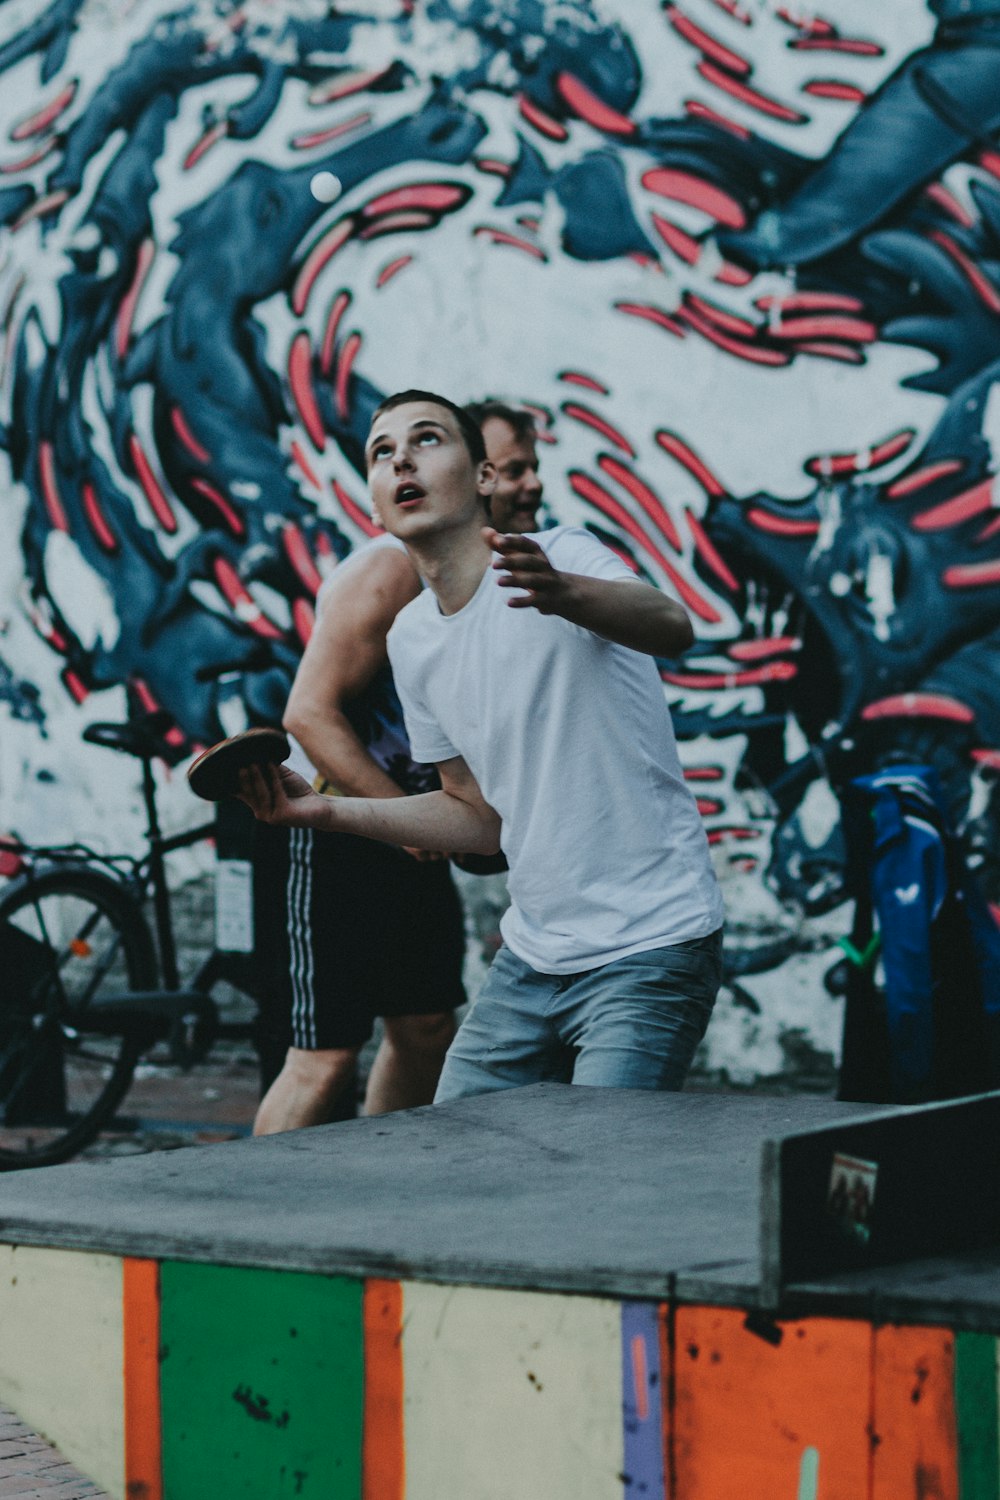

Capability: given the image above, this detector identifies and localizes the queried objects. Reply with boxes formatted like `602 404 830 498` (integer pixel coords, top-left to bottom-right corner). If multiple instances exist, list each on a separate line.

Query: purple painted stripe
621 1301 666 1496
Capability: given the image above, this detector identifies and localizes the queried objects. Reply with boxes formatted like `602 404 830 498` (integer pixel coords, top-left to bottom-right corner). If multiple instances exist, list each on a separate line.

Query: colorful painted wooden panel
0 1245 124 1498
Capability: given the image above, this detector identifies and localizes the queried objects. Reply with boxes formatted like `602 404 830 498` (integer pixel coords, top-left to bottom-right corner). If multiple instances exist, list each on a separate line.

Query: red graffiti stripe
282 523 322 596
976 514 1000 544
128 681 185 746
364 183 467 217
697 61 808 124
665 5 751 74
170 406 211 464
288 331 326 451
790 37 883 55
291 112 371 150
705 0 752 24
684 292 757 338
555 71 636 136
115 239 155 360
129 434 177 532
696 797 725 817
517 94 568 141
912 477 995 531
292 218 355 316
517 215 540 232
190 478 245 536
475 158 512 177
653 214 699 265
684 765 724 781
292 597 315 646
183 119 228 171
62 668 89 704
707 826 758 844
746 507 820 537
81 482 118 553
212 556 284 639
603 541 640 573
685 507 739 590
924 182 975 228
291 440 321 490
334 330 361 421
979 150 1000 180
474 227 548 260
642 167 746 228
861 693 975 723
796 342 864 364
13 190 69 230
562 403 635 457
38 442 69 532
320 289 351 375
929 230 1000 314
972 748 1000 771
569 471 722 623
1 136 57 173
597 454 681 551
376 255 412 288
802 80 866 102
655 430 728 498
332 478 379 537
887 460 964 498
308 69 389 105
360 210 435 239
559 371 609 394
683 99 751 140
805 428 914 478
776 8 835 34
755 292 864 313
942 559 1000 588
679 302 791 365
11 80 77 140
729 635 801 662
615 302 686 337
662 662 797 689
768 313 876 342
716 260 753 286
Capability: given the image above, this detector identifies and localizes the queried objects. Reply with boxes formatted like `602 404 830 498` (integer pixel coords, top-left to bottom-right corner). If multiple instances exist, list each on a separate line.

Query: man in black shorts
252 404 543 1132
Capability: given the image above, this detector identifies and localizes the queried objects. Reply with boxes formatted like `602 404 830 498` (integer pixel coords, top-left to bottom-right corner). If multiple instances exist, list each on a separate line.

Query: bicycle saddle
82 712 175 760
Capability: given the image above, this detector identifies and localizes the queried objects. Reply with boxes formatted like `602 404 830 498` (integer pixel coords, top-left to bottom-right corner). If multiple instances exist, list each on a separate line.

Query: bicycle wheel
0 865 156 1168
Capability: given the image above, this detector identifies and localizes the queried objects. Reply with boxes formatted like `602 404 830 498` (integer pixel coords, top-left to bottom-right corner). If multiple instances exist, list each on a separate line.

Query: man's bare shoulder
319 537 420 614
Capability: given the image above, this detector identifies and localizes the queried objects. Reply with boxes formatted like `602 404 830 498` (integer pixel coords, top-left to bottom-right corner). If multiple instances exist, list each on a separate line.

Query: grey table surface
0 1084 881 1306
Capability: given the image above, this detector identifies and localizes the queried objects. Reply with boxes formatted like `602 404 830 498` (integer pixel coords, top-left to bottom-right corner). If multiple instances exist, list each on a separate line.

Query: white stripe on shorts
287 826 317 1048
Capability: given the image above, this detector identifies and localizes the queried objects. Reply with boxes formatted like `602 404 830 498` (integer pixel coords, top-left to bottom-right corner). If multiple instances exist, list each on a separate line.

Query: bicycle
0 712 262 1170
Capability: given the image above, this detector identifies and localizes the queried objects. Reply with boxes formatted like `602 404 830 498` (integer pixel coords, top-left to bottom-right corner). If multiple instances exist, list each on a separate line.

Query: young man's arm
238 754 502 855
283 544 420 799
484 527 694 657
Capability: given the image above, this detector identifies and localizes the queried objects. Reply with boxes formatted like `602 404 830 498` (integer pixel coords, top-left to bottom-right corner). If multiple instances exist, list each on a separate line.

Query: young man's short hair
370 389 487 466
464 400 538 444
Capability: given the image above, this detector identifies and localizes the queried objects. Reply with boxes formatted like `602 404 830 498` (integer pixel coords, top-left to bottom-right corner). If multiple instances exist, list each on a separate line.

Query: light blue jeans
434 928 723 1103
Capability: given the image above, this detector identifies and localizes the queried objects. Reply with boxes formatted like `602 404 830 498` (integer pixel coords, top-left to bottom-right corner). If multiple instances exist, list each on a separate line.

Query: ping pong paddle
186 727 290 801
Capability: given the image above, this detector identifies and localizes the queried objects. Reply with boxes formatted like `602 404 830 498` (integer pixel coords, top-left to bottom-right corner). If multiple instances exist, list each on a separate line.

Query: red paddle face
187 728 290 801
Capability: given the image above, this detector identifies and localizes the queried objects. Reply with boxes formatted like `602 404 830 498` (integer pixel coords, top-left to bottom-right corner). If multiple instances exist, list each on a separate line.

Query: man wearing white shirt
241 390 724 1100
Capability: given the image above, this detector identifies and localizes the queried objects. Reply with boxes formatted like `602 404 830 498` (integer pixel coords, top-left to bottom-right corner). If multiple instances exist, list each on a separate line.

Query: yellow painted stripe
0 1245 124 1498
400 1284 623 1500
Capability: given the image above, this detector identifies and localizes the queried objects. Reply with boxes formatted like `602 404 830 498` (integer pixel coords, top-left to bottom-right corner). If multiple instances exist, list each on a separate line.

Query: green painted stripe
955 1330 1000 1500
160 1262 363 1499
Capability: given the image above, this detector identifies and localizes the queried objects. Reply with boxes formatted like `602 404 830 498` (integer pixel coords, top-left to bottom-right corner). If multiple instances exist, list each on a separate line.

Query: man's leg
364 1011 457 1114
559 930 723 1091
254 1046 358 1134
434 946 564 1103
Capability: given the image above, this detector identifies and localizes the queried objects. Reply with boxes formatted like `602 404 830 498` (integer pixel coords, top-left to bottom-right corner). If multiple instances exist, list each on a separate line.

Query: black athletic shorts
253 823 467 1052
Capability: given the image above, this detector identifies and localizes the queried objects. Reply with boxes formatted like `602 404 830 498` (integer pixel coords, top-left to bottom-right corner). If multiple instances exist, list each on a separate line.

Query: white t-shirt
387 526 724 973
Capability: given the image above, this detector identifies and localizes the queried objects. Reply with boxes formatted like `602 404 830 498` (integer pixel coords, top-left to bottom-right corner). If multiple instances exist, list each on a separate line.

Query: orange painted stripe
123 1258 162 1500
363 1278 404 1500
870 1324 958 1500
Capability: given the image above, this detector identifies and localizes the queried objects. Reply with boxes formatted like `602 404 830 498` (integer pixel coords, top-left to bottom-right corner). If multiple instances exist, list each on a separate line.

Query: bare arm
283 544 421 799
238 754 502 855
484 527 694 657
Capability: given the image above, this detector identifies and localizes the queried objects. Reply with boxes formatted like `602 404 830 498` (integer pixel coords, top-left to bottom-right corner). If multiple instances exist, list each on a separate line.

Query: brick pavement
0 1405 109 1498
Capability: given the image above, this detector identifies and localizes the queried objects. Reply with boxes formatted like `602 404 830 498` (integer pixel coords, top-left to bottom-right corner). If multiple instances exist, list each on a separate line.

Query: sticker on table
826 1151 877 1244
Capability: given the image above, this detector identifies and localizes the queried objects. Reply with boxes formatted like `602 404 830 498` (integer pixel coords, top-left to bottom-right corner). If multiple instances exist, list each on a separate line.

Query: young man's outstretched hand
483 527 695 657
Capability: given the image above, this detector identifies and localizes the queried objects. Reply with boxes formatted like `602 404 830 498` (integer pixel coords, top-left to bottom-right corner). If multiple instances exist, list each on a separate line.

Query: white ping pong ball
310 171 342 203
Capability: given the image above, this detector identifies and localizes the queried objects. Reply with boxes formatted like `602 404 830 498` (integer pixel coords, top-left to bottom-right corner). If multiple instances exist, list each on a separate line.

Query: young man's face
481 416 543 535
366 400 495 539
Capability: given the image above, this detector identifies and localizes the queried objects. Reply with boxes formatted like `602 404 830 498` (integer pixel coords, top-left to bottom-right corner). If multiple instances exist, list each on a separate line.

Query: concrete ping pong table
0 1083 998 1499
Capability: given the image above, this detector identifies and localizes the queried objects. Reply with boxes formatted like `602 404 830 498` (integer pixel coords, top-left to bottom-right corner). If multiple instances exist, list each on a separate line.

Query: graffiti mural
1 0 998 1079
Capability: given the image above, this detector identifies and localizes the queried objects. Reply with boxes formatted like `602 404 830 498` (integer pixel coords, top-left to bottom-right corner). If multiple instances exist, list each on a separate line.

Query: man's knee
282 1045 359 1092
383 1011 457 1055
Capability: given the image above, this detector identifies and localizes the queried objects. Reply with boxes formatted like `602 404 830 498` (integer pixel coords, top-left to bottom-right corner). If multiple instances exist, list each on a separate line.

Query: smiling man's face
481 416 543 534
366 399 495 540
